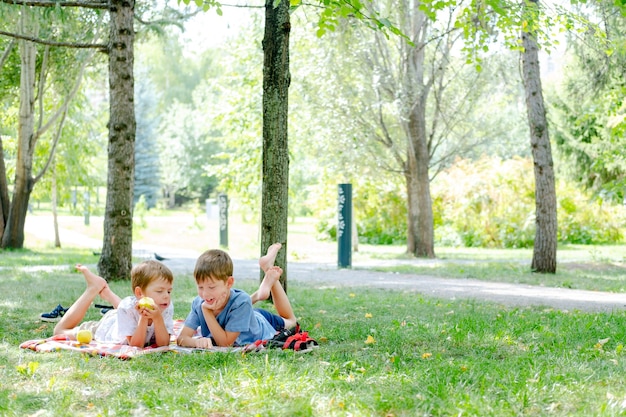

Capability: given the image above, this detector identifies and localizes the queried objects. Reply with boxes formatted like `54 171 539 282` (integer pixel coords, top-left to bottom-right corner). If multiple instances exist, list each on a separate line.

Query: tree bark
51 157 61 248
521 0 557 273
404 5 435 258
0 9 92 249
260 0 290 290
1 13 37 249
0 137 9 233
97 0 136 280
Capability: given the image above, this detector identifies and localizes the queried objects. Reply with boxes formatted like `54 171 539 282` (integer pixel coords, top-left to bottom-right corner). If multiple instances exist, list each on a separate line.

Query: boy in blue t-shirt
177 243 297 348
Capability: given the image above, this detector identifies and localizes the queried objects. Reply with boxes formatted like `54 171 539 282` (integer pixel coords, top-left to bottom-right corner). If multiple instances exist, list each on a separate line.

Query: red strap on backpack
283 331 310 350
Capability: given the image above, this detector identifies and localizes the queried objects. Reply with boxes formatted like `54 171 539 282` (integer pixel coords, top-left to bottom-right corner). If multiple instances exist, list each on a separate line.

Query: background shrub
432 156 624 248
314 156 624 248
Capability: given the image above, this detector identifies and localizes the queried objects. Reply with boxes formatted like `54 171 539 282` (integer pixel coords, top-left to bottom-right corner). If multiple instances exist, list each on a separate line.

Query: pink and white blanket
19 320 243 359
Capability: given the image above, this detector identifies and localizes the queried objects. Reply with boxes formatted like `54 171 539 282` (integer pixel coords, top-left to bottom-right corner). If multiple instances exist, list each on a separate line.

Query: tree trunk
404 6 435 259
1 14 37 249
97 0 136 280
352 218 358 253
165 185 176 209
521 0 557 273
0 137 10 236
260 0 290 290
1 11 91 249
51 157 61 248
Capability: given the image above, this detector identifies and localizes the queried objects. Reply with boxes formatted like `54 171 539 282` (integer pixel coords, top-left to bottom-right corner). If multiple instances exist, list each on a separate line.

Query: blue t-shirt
183 288 277 346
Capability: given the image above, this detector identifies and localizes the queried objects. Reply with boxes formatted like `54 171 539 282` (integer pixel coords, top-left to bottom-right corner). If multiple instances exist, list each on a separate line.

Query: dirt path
23 214 626 313
160 256 626 313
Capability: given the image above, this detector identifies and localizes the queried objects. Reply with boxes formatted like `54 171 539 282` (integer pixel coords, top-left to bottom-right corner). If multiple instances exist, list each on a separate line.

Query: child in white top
53 261 174 347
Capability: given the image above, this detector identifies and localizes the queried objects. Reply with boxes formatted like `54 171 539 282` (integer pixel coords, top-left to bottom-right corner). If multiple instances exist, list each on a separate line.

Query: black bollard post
338 183 352 268
218 193 229 248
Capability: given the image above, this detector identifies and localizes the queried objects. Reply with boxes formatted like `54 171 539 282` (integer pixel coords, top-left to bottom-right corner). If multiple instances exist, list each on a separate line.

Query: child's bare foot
253 265 283 303
76 264 121 307
75 264 107 294
259 243 282 272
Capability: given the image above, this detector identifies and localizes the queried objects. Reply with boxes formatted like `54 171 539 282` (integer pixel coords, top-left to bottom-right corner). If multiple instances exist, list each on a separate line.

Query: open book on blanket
20 320 244 360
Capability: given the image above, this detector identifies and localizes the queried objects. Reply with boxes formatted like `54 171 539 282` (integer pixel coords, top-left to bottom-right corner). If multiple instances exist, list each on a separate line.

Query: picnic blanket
20 320 242 359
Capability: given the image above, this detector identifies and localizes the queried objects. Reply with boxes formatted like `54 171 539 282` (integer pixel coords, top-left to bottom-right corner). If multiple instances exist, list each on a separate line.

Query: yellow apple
77 329 93 344
138 296 156 310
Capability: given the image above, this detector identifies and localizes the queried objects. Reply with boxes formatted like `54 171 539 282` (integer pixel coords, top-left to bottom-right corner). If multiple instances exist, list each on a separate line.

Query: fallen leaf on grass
595 337 610 350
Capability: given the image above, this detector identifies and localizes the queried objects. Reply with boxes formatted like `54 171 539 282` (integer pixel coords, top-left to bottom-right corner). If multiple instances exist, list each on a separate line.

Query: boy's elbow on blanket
176 335 187 347
176 327 195 347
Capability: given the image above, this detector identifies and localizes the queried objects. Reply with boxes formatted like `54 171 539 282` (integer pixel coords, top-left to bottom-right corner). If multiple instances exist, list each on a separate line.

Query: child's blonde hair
194 249 233 282
131 260 174 291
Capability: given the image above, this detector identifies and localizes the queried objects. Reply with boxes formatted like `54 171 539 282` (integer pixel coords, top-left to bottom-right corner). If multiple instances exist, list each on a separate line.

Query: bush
355 185 406 245
313 156 624 248
557 183 624 244
312 174 406 245
433 156 624 248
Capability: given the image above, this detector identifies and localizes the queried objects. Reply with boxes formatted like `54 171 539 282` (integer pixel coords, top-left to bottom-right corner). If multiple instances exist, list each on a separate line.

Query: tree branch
0 39 15 69
0 30 107 50
32 52 92 184
33 105 67 184
32 50 94 145
220 2 264 8
0 0 108 8
35 45 50 137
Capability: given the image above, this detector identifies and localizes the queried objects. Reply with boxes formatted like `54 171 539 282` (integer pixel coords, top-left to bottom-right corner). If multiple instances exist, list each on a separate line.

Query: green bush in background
313 174 407 245
434 157 537 248
557 182 624 244
434 156 624 248
315 156 624 248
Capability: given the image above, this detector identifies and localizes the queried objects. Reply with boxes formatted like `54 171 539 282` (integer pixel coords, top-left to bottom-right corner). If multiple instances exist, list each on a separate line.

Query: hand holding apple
137 296 156 310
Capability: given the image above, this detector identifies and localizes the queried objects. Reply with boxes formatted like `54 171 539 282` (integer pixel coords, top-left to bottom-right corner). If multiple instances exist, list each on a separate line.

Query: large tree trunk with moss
260 0 290 290
521 0 557 273
97 0 136 280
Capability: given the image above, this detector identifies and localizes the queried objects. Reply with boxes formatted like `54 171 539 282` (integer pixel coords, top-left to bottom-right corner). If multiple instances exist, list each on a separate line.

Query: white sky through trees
182 4 255 53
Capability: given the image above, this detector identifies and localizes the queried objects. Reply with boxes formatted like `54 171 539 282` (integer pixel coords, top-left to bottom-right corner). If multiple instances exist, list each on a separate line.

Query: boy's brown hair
194 249 233 282
131 260 174 291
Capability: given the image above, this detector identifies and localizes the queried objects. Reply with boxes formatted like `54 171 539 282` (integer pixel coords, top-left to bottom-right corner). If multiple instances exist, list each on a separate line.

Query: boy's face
138 277 173 310
196 276 233 311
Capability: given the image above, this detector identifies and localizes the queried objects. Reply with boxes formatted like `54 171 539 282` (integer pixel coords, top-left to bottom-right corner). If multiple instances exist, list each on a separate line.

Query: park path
159 256 626 314
22 215 626 313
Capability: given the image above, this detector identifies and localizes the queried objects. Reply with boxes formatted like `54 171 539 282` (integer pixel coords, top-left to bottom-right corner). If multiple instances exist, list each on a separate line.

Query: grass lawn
2 212 626 415
2 252 626 416
372 246 626 293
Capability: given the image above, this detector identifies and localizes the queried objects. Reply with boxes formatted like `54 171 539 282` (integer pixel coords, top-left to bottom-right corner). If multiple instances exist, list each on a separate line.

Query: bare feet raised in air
54 265 121 336
75 264 108 294
259 242 282 272
75 264 121 308
251 265 283 304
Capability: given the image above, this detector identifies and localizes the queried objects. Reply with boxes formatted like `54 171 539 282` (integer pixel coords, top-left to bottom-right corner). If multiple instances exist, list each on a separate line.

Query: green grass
3 258 626 416
356 244 626 293
373 261 626 293
0 247 99 268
